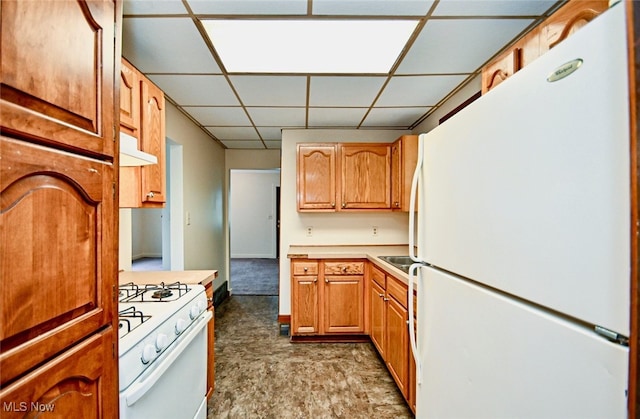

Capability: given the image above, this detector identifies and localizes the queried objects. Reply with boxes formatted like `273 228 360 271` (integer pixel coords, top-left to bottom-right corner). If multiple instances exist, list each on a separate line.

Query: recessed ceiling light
202 19 419 74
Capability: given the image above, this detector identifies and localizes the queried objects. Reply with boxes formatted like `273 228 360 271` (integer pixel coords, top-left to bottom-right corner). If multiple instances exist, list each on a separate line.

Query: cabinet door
541 0 609 51
297 144 337 211
0 0 115 158
391 135 418 211
0 327 117 419
481 47 521 93
140 78 166 205
340 144 391 210
205 284 215 398
120 58 140 137
323 276 364 333
291 275 319 334
0 137 115 385
386 296 410 398
370 279 386 356
391 141 402 209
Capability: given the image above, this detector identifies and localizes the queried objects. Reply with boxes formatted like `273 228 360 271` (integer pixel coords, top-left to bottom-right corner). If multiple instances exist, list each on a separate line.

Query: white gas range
118 281 211 419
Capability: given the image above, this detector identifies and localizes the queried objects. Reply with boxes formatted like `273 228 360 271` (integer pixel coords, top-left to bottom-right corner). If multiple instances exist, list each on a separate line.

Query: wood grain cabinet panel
297 144 337 211
323 275 365 334
119 58 140 138
0 0 115 159
369 270 386 356
340 144 391 210
386 295 410 399
390 135 418 211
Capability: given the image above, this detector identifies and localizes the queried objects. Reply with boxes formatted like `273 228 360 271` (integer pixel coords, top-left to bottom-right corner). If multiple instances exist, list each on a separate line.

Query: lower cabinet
369 263 414 409
205 282 216 399
291 260 365 336
0 327 117 419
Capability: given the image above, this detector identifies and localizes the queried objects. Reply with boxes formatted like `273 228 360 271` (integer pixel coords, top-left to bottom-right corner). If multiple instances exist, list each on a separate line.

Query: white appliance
118 281 212 419
408 3 631 418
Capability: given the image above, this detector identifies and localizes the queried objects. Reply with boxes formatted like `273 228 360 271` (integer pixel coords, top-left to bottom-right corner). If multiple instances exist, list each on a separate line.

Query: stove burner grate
152 288 173 299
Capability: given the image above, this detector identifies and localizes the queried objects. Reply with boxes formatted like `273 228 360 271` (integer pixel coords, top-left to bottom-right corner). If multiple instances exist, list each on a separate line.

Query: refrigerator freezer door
417 4 630 335
416 266 629 419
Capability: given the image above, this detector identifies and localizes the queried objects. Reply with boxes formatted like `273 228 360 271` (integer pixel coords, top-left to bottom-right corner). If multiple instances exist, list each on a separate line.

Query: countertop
119 270 217 287
287 244 413 284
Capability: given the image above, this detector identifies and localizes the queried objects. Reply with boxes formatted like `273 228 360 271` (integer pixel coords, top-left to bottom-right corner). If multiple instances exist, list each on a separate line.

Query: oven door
120 310 212 419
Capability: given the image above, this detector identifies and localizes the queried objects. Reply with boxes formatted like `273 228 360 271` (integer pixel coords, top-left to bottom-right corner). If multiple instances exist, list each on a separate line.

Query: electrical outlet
306 226 313 237
372 226 378 236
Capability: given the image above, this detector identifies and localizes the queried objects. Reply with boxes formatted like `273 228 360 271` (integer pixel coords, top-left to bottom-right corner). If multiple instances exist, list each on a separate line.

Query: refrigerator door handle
408 263 422 384
409 134 425 263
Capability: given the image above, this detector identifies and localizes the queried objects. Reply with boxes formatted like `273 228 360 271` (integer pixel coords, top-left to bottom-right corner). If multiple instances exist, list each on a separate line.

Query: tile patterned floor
207 295 413 419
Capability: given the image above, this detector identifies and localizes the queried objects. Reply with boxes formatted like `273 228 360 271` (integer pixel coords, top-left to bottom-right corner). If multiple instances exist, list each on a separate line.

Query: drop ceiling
122 0 563 150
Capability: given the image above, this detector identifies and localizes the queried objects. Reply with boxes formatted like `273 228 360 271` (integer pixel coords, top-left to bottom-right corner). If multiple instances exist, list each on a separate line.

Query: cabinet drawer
387 275 408 309
324 261 365 275
371 264 386 288
292 261 318 276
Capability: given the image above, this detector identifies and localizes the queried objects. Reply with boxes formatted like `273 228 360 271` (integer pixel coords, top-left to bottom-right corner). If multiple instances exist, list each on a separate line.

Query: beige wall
279 128 411 315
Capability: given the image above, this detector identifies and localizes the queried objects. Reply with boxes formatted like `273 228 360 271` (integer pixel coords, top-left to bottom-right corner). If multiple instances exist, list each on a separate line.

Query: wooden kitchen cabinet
205 282 216 399
119 62 167 208
0 0 119 415
482 0 608 93
368 264 412 402
290 260 365 336
323 261 365 333
340 144 392 210
120 58 140 138
297 144 337 211
391 135 419 211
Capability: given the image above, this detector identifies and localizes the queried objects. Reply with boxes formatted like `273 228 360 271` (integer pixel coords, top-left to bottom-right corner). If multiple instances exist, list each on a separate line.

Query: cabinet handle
331 202 335 208
147 191 155 198
378 293 384 298
383 298 390 302
342 266 347 273
303 267 308 272
313 277 318 283
394 202 400 207
325 279 329 283
342 202 346 208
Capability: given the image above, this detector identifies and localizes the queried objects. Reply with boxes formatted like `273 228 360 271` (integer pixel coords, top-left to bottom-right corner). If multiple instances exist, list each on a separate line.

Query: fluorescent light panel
202 19 418 73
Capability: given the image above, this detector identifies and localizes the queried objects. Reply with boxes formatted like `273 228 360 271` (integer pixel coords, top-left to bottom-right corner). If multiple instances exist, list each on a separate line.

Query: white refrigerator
408 2 631 418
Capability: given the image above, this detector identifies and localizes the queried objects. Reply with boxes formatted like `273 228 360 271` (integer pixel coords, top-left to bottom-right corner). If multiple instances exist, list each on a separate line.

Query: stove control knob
155 333 169 352
141 344 157 364
189 305 201 320
175 318 187 335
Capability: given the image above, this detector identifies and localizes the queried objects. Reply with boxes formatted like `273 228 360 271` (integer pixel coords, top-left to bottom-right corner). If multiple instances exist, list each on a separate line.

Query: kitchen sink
378 256 414 273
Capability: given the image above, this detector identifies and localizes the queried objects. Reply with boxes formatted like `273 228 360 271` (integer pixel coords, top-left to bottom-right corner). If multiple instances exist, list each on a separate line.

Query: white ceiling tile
308 108 368 127
309 76 386 107
230 76 307 106
312 0 435 16
376 75 467 106
187 0 307 15
149 75 239 106
221 140 266 149
264 140 282 149
182 107 250 125
123 0 187 15
256 127 283 140
432 0 557 16
123 18 220 73
207 127 260 140
362 107 431 127
397 19 534 74
247 107 306 127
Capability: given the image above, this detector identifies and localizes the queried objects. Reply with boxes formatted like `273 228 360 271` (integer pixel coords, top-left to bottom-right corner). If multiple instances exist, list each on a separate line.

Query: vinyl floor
206 295 413 419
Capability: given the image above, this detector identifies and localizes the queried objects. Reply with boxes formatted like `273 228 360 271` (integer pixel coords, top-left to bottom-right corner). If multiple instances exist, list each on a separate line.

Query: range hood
120 132 158 167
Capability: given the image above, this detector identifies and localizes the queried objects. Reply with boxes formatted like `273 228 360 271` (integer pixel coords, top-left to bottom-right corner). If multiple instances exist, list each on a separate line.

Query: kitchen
1 0 638 418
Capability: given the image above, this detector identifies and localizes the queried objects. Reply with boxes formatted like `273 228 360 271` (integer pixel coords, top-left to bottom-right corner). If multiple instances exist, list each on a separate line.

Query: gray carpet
230 258 279 295
207 295 413 418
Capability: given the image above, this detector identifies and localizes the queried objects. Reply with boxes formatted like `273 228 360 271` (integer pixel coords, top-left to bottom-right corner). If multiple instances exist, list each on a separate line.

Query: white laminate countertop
119 270 217 287
287 244 413 284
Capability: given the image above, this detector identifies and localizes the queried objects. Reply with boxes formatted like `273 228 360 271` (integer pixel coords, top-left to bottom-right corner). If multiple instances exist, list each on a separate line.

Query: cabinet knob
331 202 335 208
378 293 384 298
303 267 308 272
147 191 155 198
341 202 346 208
342 266 347 272
383 298 390 302
325 278 329 283
313 277 318 283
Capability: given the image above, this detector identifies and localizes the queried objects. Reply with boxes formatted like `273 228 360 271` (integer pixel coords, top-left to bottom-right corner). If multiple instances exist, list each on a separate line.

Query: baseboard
132 253 162 260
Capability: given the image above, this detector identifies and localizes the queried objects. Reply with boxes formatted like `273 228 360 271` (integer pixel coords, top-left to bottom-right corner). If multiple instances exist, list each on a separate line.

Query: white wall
230 169 281 258
131 208 162 259
279 128 411 316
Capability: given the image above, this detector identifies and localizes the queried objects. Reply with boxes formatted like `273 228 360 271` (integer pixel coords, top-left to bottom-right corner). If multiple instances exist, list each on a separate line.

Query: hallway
207 295 413 418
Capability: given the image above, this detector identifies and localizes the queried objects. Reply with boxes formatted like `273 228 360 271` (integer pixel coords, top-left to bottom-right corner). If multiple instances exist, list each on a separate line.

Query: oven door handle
124 310 212 407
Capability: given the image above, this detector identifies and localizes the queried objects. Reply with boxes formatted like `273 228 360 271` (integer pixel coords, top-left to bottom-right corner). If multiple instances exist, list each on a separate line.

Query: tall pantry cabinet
0 1 120 417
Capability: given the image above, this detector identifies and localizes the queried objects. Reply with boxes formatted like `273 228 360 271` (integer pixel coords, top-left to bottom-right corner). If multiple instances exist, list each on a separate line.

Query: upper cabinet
297 144 337 211
391 135 418 212
119 58 167 208
297 138 417 212
340 144 392 210
482 0 609 93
